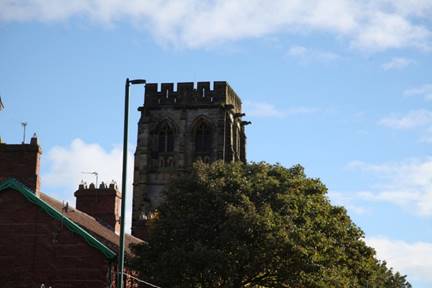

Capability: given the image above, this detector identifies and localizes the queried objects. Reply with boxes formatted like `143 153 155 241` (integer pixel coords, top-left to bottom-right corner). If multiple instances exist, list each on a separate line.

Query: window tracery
150 121 176 169
193 119 212 162
158 123 174 153
195 121 211 153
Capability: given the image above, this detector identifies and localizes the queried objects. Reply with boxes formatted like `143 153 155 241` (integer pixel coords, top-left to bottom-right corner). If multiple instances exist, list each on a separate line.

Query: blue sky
1 1 432 286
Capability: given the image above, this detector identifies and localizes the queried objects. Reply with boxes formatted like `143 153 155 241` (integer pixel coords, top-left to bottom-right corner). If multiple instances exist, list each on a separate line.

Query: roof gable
39 191 143 255
0 178 116 261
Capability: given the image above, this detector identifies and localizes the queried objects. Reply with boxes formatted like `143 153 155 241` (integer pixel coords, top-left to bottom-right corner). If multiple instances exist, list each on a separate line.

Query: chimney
74 181 122 234
0 134 42 195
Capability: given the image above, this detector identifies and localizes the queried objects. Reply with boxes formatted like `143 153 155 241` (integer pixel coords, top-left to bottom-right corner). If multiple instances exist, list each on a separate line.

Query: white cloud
378 109 432 129
352 11 431 51
286 45 340 62
381 57 413 70
387 0 432 18
42 138 134 232
245 101 319 118
0 0 431 50
404 84 432 101
366 236 432 284
348 158 432 216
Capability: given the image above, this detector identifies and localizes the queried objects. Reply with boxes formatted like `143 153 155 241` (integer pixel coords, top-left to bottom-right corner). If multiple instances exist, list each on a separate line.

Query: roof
40 192 142 255
0 178 120 261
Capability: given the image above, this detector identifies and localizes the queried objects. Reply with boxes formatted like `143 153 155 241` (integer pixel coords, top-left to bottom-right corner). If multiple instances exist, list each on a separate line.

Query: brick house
0 136 143 288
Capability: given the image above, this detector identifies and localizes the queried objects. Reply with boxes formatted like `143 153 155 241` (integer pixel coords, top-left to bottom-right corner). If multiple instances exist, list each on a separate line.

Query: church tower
131 81 248 239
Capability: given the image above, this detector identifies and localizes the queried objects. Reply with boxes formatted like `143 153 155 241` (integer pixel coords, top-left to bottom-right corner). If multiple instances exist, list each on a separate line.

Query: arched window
195 121 211 153
158 123 174 153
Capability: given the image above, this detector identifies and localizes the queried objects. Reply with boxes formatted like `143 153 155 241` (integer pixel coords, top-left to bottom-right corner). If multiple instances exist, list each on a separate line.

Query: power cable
121 272 162 288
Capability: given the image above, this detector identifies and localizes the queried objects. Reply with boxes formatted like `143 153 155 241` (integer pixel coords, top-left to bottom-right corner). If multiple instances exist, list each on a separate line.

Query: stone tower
132 81 248 238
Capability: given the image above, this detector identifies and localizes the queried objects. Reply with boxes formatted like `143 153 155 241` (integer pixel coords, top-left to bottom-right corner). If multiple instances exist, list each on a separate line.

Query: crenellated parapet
143 81 242 112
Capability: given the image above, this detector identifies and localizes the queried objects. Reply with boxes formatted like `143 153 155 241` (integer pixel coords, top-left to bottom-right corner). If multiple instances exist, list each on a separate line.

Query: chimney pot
30 133 38 145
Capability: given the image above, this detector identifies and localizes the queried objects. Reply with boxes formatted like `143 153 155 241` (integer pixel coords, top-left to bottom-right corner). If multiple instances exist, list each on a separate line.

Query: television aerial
81 171 99 186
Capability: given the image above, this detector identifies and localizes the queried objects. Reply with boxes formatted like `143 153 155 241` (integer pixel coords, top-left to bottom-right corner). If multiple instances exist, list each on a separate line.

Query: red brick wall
0 188 114 288
75 183 121 233
0 141 41 195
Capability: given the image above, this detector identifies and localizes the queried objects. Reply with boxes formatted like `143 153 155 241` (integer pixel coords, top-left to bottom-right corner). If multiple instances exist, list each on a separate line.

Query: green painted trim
0 178 116 261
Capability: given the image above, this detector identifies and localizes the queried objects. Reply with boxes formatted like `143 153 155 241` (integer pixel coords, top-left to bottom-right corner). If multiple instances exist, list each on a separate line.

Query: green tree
131 161 411 288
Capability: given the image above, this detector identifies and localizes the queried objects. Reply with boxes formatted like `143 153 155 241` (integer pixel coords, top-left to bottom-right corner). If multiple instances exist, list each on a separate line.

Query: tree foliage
131 161 411 288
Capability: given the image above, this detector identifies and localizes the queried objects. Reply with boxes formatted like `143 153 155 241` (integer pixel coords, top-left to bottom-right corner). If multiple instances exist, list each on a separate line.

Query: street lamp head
129 79 146 85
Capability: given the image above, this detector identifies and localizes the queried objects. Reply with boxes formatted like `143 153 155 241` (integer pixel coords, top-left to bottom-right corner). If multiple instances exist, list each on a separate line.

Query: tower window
195 122 211 153
158 123 174 152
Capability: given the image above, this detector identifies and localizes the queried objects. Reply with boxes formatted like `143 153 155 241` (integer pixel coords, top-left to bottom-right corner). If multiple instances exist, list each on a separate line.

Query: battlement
143 81 242 111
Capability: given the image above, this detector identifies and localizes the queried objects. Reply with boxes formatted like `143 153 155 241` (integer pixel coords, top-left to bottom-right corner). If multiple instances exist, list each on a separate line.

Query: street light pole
118 78 146 288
